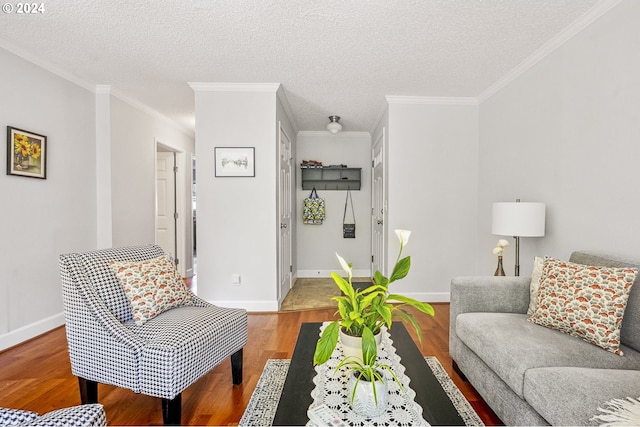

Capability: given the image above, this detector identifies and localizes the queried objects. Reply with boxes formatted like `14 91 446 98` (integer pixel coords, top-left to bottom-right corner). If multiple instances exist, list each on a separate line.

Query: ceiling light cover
327 116 342 134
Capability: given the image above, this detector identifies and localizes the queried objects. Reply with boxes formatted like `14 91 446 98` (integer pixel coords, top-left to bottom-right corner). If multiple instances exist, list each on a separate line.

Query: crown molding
95 85 112 95
479 0 622 103
0 40 96 92
109 87 194 137
188 82 281 92
386 95 479 105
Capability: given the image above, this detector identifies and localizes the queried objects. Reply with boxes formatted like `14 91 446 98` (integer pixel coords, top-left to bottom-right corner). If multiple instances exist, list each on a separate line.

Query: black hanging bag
343 190 356 238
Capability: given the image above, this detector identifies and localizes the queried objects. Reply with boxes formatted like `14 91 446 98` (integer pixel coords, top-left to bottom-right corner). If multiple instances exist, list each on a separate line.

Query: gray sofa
450 251 640 426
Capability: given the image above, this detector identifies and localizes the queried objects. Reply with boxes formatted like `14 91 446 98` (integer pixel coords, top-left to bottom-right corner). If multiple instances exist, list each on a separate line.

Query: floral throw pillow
527 256 545 316
528 257 637 355
109 255 192 326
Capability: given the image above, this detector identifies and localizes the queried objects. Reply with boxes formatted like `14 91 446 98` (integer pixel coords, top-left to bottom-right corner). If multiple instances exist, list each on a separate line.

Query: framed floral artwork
6 126 47 179
214 147 255 177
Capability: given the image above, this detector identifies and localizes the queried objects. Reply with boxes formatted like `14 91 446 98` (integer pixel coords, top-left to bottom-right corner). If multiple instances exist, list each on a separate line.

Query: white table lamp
492 200 546 276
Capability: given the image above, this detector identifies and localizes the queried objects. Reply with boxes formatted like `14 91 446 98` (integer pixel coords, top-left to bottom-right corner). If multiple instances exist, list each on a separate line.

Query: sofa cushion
523 367 640 426
110 255 192 326
528 257 637 355
455 312 640 398
570 251 640 354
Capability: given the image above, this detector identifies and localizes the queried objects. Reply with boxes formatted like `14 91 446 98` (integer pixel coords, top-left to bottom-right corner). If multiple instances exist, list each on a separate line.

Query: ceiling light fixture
327 116 342 134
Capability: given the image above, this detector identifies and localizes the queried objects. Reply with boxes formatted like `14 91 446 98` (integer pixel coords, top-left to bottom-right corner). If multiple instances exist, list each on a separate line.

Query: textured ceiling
0 0 605 133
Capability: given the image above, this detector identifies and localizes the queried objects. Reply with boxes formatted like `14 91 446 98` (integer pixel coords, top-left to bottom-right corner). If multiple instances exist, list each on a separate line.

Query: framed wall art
6 126 47 179
214 147 255 177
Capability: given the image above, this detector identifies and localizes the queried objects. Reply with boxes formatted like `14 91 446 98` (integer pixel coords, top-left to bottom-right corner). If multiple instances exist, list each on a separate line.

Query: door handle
377 220 383 225
281 223 288 229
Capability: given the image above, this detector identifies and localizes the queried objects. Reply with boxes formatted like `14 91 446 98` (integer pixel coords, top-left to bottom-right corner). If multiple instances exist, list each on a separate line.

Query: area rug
239 357 484 426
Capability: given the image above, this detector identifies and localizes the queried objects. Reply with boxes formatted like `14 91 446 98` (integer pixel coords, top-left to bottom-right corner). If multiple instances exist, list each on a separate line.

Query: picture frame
214 147 255 177
6 126 47 179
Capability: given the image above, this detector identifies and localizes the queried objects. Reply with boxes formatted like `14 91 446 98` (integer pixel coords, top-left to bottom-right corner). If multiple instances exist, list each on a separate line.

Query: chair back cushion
69 245 165 322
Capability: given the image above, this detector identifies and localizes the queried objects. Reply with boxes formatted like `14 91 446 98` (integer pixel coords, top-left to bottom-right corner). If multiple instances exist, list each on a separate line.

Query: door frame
371 127 387 278
155 140 192 278
277 122 293 307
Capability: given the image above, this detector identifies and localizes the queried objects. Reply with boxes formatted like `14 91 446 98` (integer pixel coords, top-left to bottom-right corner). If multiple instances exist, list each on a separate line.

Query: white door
156 151 177 260
371 128 387 278
277 123 293 305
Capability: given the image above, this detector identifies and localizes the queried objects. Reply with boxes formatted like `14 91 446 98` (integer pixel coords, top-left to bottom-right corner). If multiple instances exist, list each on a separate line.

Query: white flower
336 252 352 279
395 229 411 247
493 239 510 256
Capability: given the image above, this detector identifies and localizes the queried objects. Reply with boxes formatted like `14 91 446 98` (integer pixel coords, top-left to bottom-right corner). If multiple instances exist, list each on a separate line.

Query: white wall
0 48 96 350
387 99 479 301
478 0 640 277
296 132 372 278
109 95 195 275
192 84 280 311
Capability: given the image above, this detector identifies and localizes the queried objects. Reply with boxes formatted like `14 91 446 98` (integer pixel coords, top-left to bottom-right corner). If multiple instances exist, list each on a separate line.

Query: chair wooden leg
162 394 181 426
78 377 98 404
231 348 243 385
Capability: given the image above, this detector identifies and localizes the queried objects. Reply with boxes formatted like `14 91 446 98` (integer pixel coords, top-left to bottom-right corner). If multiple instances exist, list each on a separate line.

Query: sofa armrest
449 276 531 360
451 276 531 315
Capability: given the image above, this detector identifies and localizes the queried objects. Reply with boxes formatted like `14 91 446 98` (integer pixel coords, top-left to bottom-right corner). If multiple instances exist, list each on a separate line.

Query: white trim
479 0 622 103
394 292 450 303
110 87 194 137
386 96 479 106
209 300 279 312
0 313 65 352
0 41 95 92
297 269 370 278
188 82 281 92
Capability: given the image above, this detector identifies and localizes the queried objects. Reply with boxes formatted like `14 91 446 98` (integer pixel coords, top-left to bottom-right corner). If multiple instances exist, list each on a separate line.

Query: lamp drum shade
492 202 546 237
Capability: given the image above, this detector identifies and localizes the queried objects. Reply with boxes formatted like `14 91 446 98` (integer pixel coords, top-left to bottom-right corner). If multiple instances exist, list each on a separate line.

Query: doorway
155 142 193 279
278 122 293 307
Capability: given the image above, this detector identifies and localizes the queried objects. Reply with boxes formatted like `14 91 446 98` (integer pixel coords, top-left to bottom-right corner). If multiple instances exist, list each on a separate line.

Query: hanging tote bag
303 187 325 224
343 190 356 238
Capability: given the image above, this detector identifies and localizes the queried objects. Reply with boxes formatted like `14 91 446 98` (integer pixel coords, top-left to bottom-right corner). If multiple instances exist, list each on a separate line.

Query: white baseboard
297 269 370 278
210 300 279 312
0 312 65 352
396 292 451 303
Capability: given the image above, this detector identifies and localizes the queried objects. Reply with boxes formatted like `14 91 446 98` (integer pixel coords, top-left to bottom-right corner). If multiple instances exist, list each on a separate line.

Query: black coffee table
272 322 465 426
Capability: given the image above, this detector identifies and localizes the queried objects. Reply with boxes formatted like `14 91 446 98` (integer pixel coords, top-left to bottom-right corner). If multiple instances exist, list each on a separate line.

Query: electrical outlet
231 274 241 285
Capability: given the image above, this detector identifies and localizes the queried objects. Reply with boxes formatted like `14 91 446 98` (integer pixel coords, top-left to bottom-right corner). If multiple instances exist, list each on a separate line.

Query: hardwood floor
0 304 502 425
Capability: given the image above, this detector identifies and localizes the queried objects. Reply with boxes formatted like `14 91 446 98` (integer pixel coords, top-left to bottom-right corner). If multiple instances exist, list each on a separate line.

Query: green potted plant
313 229 435 365
334 327 403 416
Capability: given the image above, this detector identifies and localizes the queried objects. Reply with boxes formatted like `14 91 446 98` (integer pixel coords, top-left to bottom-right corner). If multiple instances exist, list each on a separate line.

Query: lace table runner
307 323 429 426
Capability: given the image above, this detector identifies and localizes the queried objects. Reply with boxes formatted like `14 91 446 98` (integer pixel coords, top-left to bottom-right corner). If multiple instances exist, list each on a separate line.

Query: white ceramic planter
348 371 388 417
339 328 382 361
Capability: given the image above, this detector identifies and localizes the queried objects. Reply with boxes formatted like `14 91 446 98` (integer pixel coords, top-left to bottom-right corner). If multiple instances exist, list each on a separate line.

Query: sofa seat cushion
455 312 640 398
126 304 248 398
523 367 640 426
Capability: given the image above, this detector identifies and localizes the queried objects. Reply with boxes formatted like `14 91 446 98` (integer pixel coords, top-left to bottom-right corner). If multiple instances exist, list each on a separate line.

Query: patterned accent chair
59 245 248 425
0 404 106 426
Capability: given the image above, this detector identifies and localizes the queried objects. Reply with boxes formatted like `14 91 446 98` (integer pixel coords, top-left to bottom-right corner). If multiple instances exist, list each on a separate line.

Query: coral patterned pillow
528 257 637 355
109 255 192 326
